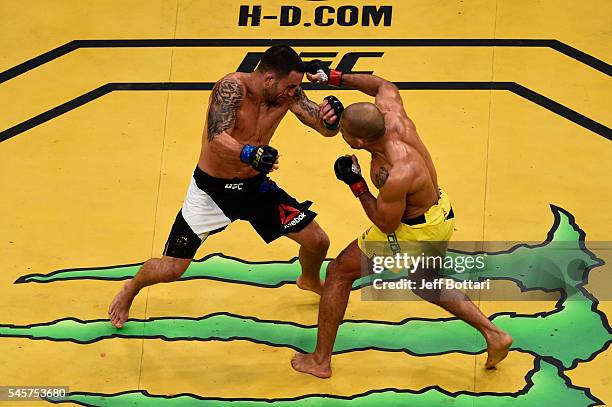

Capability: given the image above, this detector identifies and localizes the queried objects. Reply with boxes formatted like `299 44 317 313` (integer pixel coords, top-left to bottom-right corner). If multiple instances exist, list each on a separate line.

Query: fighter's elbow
319 127 339 138
382 80 398 92
207 130 228 143
207 134 224 151
379 226 398 235
377 220 400 235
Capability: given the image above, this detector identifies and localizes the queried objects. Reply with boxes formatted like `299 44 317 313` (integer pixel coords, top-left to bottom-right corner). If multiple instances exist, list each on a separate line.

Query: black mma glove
323 95 344 130
240 145 278 173
334 156 369 197
305 59 343 87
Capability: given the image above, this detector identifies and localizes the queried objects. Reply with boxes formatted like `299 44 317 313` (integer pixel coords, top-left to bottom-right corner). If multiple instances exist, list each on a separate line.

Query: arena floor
1 1 611 406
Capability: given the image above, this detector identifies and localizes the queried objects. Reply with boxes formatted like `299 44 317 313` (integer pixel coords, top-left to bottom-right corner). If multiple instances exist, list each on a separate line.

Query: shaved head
341 102 386 141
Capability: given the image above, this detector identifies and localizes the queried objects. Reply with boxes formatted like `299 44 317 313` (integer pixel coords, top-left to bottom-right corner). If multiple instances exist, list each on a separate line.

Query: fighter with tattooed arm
291 62 513 378
109 46 345 328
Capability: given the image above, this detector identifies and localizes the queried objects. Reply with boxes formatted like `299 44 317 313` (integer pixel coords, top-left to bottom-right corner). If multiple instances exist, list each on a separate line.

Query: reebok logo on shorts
278 204 305 229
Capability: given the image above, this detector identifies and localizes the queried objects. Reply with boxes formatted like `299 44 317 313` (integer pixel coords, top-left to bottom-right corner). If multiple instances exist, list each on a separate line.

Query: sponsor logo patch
278 204 305 228
225 183 244 190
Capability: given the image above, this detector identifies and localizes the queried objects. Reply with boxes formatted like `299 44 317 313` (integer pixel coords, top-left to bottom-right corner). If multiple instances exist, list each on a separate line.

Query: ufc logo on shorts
225 183 244 190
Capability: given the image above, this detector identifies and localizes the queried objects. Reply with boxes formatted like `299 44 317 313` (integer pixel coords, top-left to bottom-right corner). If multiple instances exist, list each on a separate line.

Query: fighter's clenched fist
240 145 279 173
320 96 344 130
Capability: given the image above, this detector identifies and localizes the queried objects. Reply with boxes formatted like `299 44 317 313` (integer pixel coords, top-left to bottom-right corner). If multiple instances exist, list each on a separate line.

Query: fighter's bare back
368 97 441 220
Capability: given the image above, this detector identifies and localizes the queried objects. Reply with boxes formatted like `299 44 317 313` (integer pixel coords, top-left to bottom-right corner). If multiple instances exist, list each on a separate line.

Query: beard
263 84 281 106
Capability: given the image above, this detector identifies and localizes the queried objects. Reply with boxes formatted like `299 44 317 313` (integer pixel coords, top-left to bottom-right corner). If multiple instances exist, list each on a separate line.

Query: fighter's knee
327 257 361 282
302 227 330 254
316 230 331 252
159 257 191 281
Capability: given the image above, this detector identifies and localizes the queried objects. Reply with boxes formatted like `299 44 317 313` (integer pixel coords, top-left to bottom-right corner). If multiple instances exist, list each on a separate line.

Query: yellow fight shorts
358 188 455 263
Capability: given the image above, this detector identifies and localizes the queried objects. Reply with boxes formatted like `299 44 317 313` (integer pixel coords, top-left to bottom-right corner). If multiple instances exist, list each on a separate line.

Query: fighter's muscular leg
291 240 363 378
286 221 330 295
108 256 191 328
411 266 513 368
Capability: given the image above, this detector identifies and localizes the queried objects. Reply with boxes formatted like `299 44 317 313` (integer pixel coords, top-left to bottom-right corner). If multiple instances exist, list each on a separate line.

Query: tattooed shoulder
374 166 389 188
207 78 245 141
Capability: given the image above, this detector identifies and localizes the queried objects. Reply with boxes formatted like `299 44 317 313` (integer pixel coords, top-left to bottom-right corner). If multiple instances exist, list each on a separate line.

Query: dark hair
256 45 304 77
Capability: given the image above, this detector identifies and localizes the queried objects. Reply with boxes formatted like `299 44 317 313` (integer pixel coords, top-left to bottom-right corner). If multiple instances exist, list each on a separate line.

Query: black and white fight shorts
163 165 317 259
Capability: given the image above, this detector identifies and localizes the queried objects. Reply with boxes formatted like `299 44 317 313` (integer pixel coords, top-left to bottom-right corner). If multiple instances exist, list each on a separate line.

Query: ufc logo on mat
237 51 383 74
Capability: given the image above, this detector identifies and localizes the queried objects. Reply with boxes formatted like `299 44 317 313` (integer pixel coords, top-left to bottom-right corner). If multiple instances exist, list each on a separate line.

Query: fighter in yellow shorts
291 63 512 378
359 187 455 252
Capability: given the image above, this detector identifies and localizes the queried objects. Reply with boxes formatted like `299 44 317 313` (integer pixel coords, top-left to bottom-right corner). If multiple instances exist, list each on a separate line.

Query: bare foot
291 352 331 378
485 330 513 369
108 280 137 329
296 275 324 295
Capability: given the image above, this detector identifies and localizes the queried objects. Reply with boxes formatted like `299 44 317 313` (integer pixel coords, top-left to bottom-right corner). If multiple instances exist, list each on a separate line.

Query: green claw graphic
4 205 609 406
49 360 599 406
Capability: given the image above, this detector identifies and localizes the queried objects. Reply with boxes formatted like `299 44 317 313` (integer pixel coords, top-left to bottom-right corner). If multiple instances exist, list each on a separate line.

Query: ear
263 72 275 85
